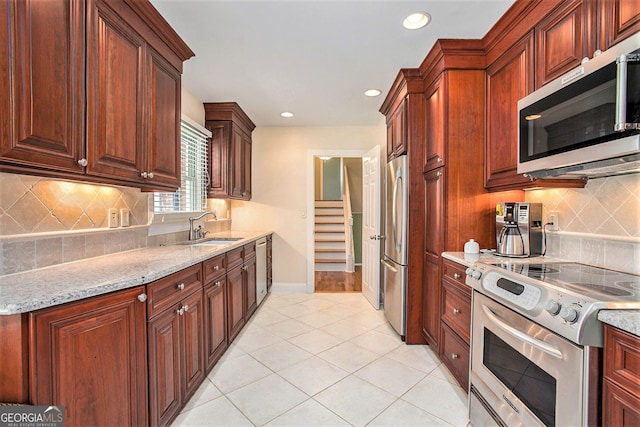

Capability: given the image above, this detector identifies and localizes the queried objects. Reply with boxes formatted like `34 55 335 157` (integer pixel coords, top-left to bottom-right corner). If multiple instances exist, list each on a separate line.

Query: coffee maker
495 202 543 257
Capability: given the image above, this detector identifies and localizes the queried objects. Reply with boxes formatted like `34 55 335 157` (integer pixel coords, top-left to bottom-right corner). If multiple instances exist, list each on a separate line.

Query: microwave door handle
481 305 563 359
615 54 628 132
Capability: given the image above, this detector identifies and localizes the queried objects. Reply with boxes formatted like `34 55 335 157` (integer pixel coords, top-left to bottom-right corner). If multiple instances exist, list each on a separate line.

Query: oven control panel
481 271 541 311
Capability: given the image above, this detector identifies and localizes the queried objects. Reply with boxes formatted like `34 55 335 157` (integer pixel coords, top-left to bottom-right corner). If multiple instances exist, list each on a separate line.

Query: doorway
306 148 381 307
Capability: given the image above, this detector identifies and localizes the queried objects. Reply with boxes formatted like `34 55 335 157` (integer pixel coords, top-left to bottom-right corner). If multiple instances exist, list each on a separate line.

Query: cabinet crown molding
203 102 256 132
379 69 423 115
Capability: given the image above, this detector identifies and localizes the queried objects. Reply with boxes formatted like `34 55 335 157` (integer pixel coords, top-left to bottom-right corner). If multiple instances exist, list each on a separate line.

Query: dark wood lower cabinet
30 286 148 427
227 264 245 342
204 277 228 371
603 325 640 426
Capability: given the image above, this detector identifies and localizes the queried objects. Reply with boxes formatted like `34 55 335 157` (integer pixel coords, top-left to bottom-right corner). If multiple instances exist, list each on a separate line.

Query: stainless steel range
465 259 640 427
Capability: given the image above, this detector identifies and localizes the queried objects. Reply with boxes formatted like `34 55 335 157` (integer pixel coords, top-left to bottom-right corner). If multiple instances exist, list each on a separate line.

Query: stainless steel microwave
517 33 640 179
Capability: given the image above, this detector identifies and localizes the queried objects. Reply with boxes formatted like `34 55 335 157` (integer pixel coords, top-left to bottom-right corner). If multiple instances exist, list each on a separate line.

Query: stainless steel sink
188 237 243 246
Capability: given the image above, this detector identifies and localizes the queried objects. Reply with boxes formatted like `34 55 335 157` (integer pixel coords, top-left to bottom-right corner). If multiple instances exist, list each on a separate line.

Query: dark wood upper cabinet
0 0 85 173
599 0 640 51
535 0 596 88
204 102 256 200
485 33 535 191
0 0 193 191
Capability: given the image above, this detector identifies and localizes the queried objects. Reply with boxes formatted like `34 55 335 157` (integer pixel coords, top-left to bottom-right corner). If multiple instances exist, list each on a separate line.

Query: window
154 117 210 213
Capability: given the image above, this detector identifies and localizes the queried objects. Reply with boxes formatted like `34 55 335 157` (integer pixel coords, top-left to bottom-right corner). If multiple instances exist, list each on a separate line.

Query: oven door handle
482 305 563 359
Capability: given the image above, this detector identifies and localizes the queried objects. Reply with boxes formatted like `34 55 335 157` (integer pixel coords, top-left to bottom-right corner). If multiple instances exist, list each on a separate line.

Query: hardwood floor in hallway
315 266 362 292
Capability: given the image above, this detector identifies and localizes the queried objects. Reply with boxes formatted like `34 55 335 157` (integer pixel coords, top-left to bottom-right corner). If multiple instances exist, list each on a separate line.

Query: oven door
470 292 585 427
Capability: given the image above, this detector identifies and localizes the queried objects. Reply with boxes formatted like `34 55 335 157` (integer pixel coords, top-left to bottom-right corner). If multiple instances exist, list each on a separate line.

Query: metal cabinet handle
214 265 219 271
78 158 88 167
242 266 248 271
177 307 184 316
451 353 459 359
452 308 461 315
437 157 443 163
453 273 461 279
147 172 154 179
177 283 185 290
214 281 222 287
436 171 442 177
137 293 147 302
183 304 189 312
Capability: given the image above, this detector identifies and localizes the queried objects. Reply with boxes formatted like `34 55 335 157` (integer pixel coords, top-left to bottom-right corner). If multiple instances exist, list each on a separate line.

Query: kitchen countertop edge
598 310 640 337
0 230 272 315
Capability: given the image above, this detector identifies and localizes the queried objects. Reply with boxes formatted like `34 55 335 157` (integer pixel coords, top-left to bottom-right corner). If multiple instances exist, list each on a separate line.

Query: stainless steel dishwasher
256 237 267 305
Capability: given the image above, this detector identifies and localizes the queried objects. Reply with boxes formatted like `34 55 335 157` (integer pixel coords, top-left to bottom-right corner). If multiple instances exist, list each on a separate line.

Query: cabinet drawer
203 254 226 283
147 264 202 319
227 246 244 270
441 280 472 343
244 241 256 259
442 259 467 286
604 325 640 396
603 378 640 426
440 322 470 390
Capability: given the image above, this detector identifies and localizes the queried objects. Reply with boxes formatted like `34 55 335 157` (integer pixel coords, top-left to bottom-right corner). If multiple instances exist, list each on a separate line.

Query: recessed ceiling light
364 89 381 97
280 112 294 118
403 12 430 30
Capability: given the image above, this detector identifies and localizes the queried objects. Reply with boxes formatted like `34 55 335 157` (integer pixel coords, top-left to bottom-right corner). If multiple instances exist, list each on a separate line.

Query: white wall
231 125 385 289
181 87 205 125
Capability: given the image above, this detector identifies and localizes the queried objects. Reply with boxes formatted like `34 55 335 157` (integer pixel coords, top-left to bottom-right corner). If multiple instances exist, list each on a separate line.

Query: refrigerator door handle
381 258 398 273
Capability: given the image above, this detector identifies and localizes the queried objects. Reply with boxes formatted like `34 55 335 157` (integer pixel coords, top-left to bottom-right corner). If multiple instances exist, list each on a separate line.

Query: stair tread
315 248 346 253
315 258 347 263
315 239 345 243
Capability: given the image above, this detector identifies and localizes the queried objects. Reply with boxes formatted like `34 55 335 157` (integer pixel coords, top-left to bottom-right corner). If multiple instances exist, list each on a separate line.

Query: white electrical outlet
108 208 118 228
120 208 130 227
547 211 559 231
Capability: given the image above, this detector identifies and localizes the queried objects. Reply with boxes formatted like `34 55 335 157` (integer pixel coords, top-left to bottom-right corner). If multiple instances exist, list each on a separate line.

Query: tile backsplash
525 174 640 274
0 172 230 275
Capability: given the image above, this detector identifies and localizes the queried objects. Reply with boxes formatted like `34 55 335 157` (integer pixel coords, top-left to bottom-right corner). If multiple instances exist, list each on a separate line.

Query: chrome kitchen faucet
188 211 217 241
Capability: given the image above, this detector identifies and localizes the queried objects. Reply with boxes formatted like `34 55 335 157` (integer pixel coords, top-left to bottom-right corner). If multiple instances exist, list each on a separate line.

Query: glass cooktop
492 262 640 298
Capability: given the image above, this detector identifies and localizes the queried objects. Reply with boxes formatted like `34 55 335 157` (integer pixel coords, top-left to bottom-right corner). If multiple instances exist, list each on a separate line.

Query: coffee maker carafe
496 202 542 257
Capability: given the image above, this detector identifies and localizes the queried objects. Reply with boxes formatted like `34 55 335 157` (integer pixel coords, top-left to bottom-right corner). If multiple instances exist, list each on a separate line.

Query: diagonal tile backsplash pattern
526 174 639 237
0 172 149 235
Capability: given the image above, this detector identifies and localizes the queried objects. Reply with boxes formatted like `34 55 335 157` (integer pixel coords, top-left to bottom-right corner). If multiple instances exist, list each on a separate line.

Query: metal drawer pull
183 304 189 312
177 307 184 316
453 273 461 279
177 283 185 290
451 353 459 359
214 265 219 271
137 293 147 303
452 308 460 315
214 281 222 287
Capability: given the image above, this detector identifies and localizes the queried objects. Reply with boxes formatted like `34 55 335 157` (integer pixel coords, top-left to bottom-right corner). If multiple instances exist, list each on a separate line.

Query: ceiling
151 0 515 127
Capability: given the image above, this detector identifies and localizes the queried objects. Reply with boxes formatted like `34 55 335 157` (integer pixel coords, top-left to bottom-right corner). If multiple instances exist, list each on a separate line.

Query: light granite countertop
598 310 640 337
442 251 561 268
0 230 271 315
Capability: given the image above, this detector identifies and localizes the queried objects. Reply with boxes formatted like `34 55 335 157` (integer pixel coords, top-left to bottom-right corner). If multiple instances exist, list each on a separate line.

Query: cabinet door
244 255 257 320
0 0 85 173
485 33 534 190
422 168 444 348
227 265 245 342
146 49 181 190
181 290 205 401
31 286 148 427
242 132 252 200
386 119 394 160
204 278 228 370
424 77 445 172
86 0 146 183
206 121 231 198
392 100 407 157
600 0 640 50
535 0 594 88
148 303 182 427
229 127 245 199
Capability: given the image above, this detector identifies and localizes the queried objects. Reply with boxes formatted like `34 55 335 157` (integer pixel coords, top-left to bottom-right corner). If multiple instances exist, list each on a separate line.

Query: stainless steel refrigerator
382 154 408 339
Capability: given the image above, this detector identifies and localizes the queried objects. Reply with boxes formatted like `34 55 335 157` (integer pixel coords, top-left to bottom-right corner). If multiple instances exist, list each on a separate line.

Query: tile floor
171 292 469 426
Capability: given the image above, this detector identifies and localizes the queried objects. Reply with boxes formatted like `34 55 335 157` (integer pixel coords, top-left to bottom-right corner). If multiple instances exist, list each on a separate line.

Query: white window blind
154 120 209 213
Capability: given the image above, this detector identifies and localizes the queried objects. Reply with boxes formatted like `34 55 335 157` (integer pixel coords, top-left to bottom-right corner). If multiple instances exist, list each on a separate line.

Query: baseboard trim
270 282 309 293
